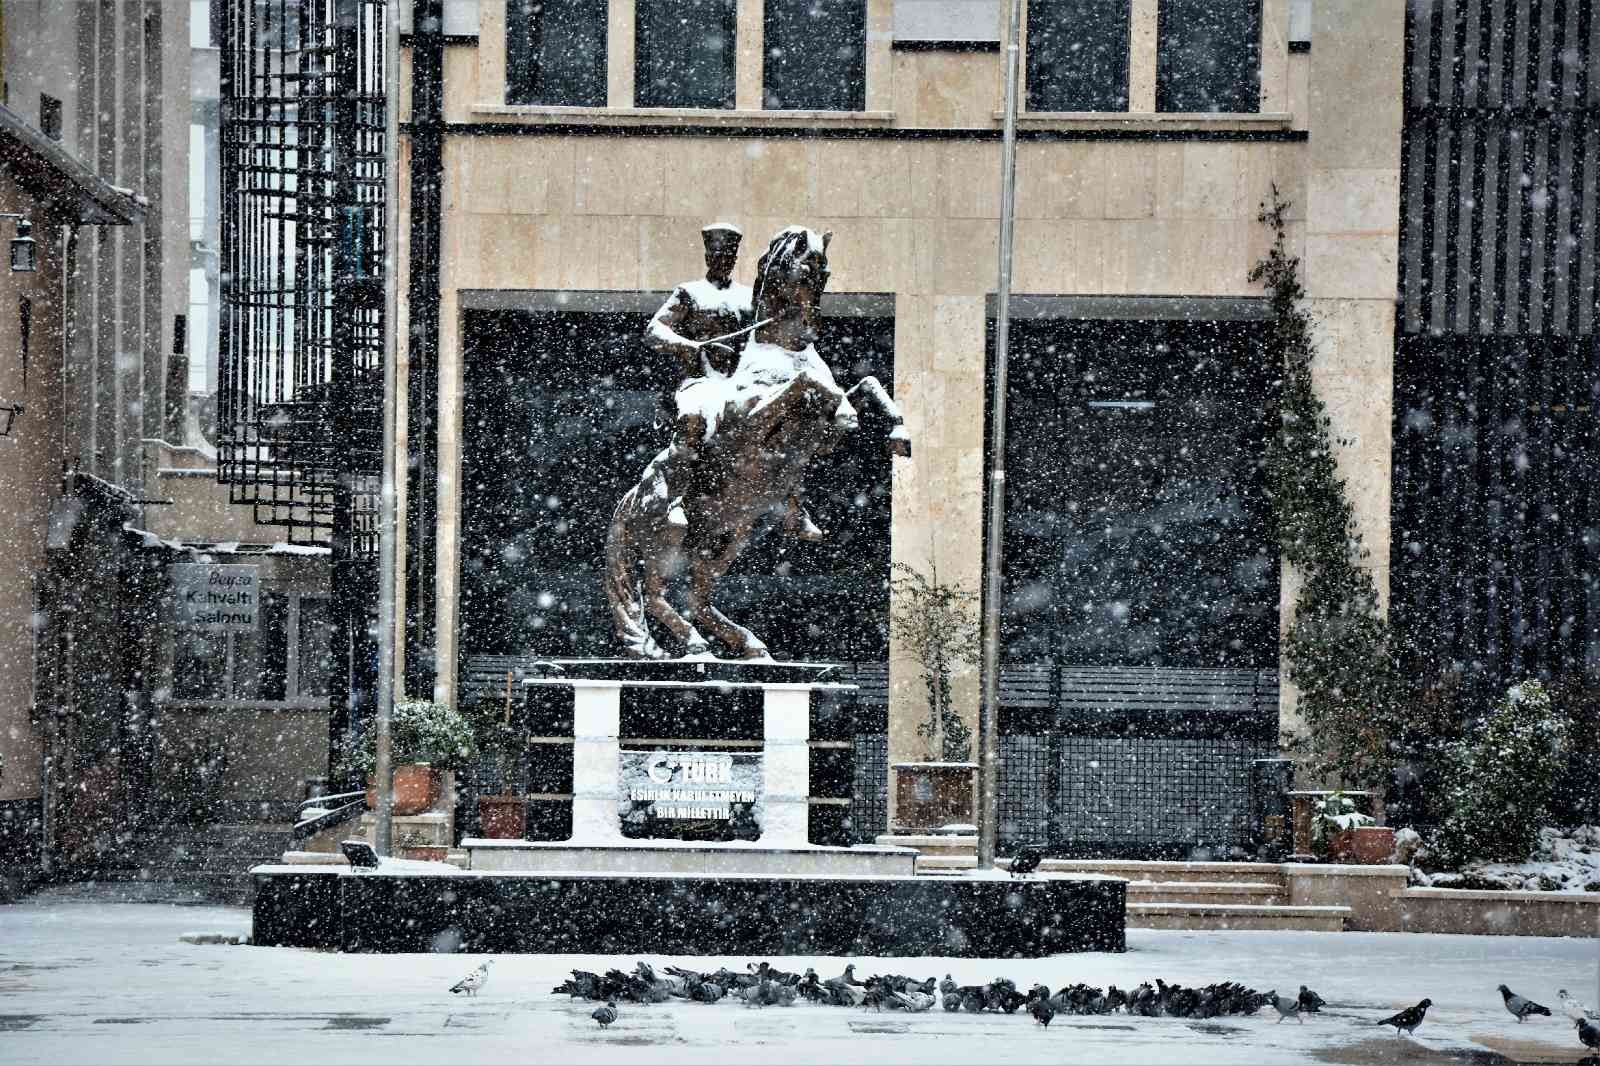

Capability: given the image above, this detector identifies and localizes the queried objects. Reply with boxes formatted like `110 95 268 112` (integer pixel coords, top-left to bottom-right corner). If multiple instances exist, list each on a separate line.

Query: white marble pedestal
522 668 856 855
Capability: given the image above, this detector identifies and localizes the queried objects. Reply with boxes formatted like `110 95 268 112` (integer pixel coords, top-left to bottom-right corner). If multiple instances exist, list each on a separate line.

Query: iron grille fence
218 0 388 553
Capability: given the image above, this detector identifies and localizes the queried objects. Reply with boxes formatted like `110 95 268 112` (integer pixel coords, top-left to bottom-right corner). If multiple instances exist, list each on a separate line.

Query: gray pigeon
1268 991 1302 1024
940 974 959 997
1578 1016 1600 1051
592 1000 618 1028
1499 984 1553 1022
1298 985 1325 1013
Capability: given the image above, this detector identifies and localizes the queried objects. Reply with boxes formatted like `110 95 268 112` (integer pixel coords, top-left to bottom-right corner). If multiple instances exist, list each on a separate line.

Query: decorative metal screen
850 733 889 844
218 0 387 554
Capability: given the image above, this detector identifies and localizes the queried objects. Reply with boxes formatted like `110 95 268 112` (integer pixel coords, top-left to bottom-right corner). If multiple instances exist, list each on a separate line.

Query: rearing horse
604 226 910 659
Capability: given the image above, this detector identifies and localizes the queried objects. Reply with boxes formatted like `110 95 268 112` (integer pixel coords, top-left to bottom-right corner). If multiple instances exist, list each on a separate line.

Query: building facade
390 0 1404 854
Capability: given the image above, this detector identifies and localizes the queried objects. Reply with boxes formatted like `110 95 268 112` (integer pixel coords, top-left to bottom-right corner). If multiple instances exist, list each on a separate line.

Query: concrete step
1125 880 1285 906
875 833 977 857
1014 858 1288 888
915 854 978 873
1127 902 1350 932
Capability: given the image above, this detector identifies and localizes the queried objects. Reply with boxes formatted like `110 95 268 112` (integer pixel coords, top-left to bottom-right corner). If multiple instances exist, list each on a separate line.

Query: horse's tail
603 485 659 659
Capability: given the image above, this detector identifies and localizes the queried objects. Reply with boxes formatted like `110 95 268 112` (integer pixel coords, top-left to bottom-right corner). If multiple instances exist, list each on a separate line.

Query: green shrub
339 699 477 779
1429 681 1568 867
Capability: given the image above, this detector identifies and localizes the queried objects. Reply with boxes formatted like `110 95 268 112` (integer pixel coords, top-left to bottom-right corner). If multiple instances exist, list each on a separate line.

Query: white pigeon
890 988 935 1013
1558 989 1600 1023
450 959 493 997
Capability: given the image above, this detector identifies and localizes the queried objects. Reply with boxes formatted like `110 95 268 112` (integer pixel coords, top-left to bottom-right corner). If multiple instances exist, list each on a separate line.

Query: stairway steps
1125 880 1285 906
1127 902 1350 932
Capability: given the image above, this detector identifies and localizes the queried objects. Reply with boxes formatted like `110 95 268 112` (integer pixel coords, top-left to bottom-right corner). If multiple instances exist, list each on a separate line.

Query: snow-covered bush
339 699 477 778
1429 681 1568 867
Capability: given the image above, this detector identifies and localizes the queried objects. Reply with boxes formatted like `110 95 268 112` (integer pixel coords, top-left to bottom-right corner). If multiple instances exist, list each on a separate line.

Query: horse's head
752 226 831 340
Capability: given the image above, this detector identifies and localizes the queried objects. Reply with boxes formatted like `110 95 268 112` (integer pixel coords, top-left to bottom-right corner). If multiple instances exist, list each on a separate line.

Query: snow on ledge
1396 886 1600 904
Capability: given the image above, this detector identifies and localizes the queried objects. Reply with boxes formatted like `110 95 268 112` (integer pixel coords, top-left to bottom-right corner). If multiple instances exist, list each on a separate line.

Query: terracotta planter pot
1330 825 1396 865
365 763 440 817
400 845 448 863
478 794 527 839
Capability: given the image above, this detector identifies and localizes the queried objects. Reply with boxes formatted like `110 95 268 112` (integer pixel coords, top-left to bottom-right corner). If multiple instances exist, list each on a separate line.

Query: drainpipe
977 0 1025 874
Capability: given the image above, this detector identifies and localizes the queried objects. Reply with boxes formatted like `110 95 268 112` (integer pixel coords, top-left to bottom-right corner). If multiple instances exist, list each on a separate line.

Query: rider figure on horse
644 222 823 542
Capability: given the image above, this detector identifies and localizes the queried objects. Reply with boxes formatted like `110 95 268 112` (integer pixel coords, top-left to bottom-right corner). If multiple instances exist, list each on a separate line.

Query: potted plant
888 561 979 832
1312 790 1391 863
466 695 529 839
341 698 476 817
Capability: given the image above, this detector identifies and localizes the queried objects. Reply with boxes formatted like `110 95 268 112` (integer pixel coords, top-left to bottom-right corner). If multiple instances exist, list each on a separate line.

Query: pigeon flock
446 957 1600 1050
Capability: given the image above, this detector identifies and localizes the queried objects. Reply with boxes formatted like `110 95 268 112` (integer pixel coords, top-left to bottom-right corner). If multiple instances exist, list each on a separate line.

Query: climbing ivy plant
1249 187 1405 787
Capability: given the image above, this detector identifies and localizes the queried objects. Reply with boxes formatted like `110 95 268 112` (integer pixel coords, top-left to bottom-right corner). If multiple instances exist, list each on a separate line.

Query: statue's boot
781 497 825 542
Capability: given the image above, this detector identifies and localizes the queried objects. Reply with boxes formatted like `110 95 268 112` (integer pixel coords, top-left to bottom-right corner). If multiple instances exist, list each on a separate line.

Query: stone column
761 686 811 847
570 683 624 843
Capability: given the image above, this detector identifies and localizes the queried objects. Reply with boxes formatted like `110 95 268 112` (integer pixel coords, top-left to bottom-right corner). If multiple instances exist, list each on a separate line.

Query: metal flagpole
372 0 402 857
977 0 1026 873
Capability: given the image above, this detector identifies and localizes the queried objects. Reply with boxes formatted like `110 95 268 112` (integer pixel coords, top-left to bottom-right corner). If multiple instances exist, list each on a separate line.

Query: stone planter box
400 845 449 862
1330 825 1395 864
477 794 527 839
891 762 975 832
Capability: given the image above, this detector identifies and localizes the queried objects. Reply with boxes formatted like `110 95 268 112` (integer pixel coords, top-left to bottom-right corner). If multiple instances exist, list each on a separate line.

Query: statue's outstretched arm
645 288 705 376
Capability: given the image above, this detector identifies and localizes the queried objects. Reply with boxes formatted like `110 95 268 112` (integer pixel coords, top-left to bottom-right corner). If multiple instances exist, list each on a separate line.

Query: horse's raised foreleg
845 375 911 457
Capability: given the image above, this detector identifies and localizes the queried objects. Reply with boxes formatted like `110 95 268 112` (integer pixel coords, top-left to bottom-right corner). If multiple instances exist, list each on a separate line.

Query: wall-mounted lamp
0 214 37 273
0 402 22 436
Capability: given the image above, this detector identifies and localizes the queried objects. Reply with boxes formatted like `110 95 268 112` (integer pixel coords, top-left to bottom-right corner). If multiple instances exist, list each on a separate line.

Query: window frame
633 0 738 110
760 0 868 113
165 588 334 709
504 0 610 108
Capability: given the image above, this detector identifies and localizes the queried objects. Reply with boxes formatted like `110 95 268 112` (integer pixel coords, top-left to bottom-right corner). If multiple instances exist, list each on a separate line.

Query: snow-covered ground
2 889 1599 1065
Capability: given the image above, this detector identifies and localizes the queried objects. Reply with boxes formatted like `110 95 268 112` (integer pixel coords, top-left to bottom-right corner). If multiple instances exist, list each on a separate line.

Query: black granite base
252 869 1125 957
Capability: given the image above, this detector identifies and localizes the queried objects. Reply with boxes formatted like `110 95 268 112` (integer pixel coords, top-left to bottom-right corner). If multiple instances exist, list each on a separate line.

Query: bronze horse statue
604 226 910 659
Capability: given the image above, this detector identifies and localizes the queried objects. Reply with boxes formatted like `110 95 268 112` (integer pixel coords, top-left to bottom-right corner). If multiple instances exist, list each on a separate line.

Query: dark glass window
636 0 736 109
458 306 895 663
172 630 229 699
762 0 865 111
1156 0 1261 113
996 316 1278 668
297 598 334 698
506 0 608 107
1026 0 1130 112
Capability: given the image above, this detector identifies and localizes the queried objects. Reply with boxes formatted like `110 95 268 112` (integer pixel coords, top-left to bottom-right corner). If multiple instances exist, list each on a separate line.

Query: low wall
252 867 1127 956
1394 887 1600 937
1284 863 1409 932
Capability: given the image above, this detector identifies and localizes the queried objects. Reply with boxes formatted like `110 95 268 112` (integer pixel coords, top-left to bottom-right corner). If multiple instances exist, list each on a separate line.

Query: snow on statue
607 225 911 660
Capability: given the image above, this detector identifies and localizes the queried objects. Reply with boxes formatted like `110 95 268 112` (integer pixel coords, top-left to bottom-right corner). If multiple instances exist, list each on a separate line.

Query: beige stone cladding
429 132 1308 768
404 0 1399 823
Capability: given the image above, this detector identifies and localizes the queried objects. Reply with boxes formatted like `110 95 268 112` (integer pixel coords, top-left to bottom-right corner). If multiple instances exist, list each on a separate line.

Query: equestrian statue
605 225 911 660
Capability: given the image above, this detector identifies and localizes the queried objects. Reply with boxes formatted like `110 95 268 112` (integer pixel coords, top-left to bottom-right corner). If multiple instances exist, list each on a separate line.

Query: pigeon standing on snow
1499 984 1553 1022
1375 998 1432 1036
1298 986 1325 1013
1268 991 1302 1024
1578 1016 1600 1051
1008 847 1043 878
450 959 492 997
592 1000 618 1028
940 974 959 997
1559 989 1600 1023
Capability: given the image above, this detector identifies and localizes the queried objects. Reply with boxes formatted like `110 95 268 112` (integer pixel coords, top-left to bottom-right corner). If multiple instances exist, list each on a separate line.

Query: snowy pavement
2 890 1599 1065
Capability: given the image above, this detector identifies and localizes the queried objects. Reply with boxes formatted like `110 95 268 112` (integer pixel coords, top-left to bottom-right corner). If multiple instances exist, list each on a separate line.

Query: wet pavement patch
93 1018 147 1025
1313 1037 1578 1065
324 1016 391 1030
0 1015 43 1031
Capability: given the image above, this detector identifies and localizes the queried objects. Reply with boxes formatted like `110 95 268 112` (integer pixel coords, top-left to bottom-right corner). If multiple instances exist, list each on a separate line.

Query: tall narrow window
636 0 736 109
763 0 865 111
1156 0 1261 113
39 94 62 140
1025 0 1131 112
506 0 608 107
18 297 30 389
